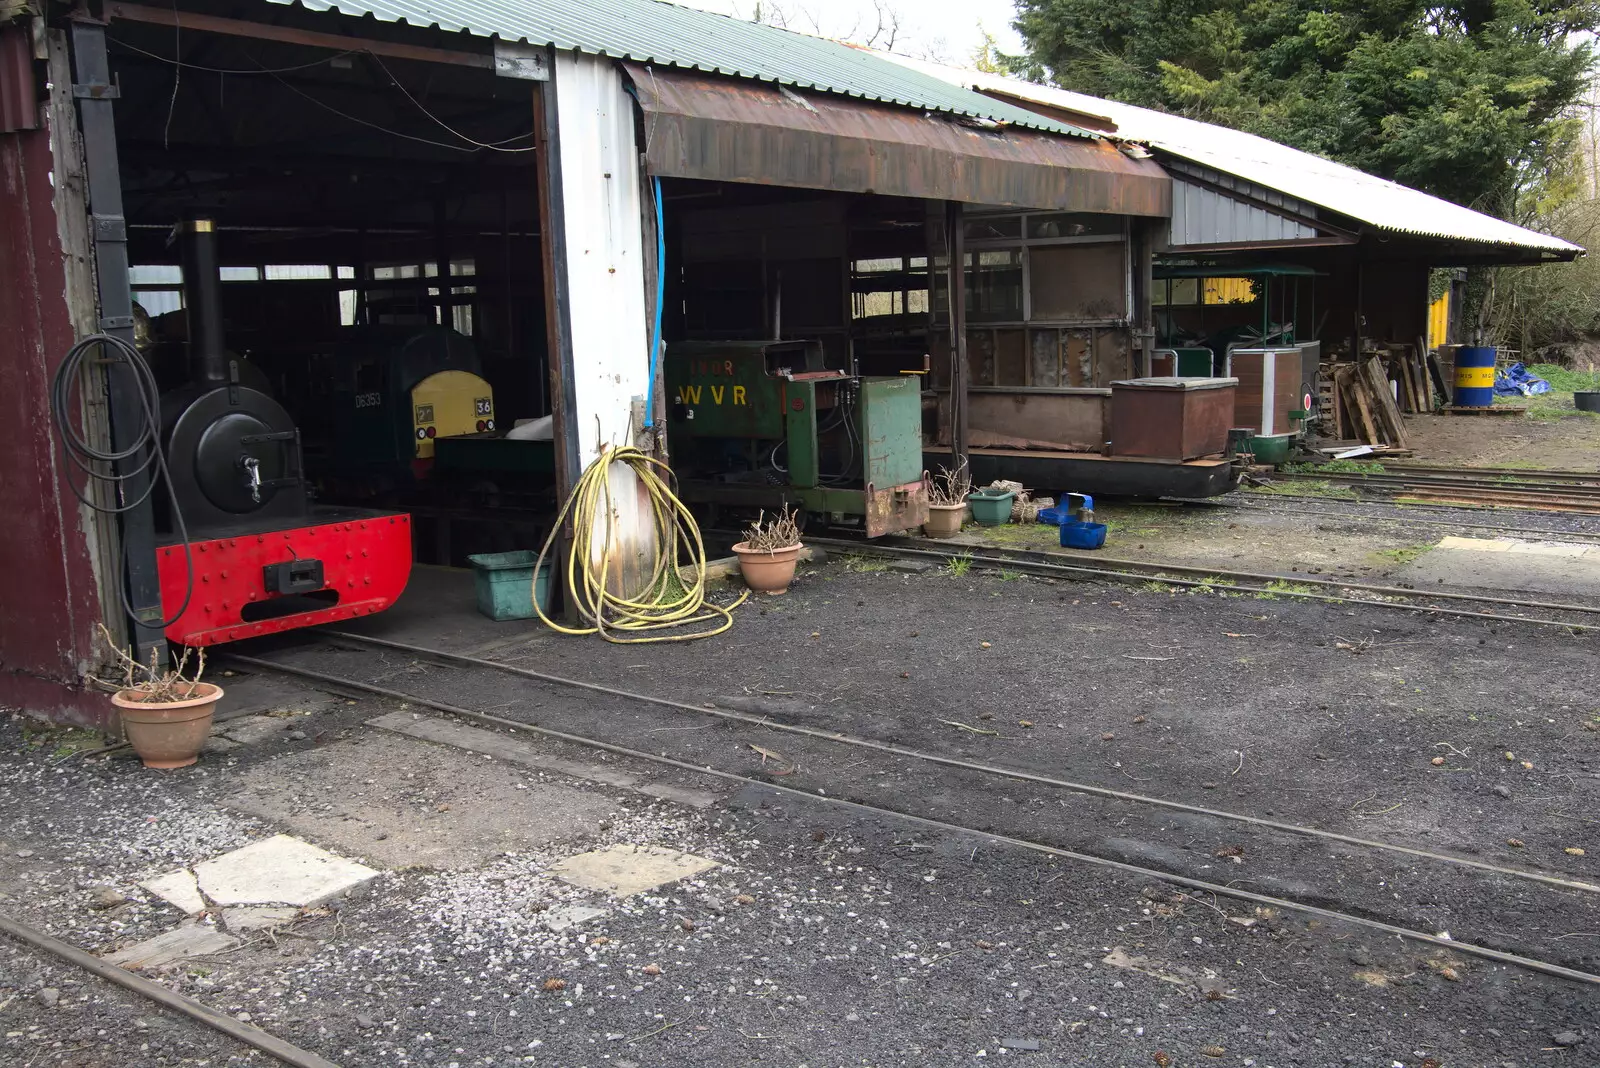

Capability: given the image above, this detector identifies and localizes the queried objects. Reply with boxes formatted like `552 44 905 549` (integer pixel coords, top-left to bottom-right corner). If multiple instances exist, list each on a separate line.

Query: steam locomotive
152 218 413 645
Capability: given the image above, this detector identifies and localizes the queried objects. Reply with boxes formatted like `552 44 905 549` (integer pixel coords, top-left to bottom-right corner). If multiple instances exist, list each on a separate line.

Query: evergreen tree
1010 1 1598 215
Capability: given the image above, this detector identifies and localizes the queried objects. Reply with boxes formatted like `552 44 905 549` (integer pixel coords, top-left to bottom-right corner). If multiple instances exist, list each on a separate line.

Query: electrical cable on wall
532 446 745 642
49 333 194 630
107 37 536 155
643 175 667 429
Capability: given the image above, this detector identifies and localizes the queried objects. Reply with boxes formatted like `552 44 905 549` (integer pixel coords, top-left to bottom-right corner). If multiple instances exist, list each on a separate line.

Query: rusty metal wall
0 24 38 133
0 52 110 725
628 64 1171 217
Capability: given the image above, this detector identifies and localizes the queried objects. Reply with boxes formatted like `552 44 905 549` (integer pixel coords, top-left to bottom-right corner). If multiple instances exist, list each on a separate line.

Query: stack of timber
1323 355 1412 449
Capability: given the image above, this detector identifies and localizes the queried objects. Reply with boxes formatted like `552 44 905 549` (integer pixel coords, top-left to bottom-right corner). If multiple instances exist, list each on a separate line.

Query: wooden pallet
1439 405 1525 416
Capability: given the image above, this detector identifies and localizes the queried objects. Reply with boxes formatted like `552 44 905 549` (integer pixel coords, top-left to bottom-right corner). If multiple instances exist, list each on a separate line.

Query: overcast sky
672 0 1027 65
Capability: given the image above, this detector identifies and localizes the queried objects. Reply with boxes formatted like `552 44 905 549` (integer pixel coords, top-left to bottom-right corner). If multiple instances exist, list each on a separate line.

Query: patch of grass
22 723 102 757
995 568 1025 582
977 521 1058 547
1254 578 1319 601
1189 575 1239 597
1527 363 1600 393
1519 393 1600 422
1375 544 1433 566
1140 579 1175 593
946 552 973 578
1246 479 1358 500
1283 459 1387 475
842 553 890 573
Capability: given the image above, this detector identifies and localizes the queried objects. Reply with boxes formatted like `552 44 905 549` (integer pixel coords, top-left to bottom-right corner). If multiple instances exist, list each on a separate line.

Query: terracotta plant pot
923 502 966 539
732 541 803 594
111 683 224 769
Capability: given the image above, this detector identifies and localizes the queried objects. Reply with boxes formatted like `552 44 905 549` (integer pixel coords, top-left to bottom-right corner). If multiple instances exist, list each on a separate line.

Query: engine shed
1 0 1174 723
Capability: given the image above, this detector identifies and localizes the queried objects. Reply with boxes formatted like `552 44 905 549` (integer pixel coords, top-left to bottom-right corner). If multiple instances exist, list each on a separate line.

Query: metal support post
68 19 166 667
945 201 968 465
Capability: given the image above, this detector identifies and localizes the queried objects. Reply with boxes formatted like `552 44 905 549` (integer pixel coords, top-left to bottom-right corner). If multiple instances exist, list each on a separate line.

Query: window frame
956 211 1132 327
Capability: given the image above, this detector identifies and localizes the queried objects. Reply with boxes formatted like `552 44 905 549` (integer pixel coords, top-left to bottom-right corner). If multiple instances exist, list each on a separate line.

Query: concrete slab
224 733 617 871
211 669 330 721
141 869 206 916
193 834 379 907
103 924 238 970
222 905 301 932
218 715 296 747
1394 535 1600 599
368 712 720 809
551 844 718 898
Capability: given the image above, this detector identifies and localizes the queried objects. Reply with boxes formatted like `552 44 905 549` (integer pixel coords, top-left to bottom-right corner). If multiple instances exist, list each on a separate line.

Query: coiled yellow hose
532 445 747 642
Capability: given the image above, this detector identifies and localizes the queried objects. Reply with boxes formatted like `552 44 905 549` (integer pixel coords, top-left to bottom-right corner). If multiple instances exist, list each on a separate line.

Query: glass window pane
264 265 331 280
129 265 182 285
1169 277 1199 305
965 248 1023 323
1026 212 1123 240
219 266 261 282
964 215 1022 241
134 290 183 317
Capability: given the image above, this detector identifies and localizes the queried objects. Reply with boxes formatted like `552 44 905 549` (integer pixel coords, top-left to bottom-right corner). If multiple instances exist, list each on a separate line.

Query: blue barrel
1454 347 1497 407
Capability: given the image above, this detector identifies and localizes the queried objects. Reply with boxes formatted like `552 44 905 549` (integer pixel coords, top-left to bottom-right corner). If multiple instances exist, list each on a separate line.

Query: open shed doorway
102 11 555 567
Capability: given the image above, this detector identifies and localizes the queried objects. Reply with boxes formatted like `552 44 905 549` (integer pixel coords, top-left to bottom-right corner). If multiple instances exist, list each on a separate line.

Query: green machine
665 340 928 537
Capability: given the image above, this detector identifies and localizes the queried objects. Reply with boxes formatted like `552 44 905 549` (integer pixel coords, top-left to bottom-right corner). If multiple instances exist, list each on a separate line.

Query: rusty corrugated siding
0 25 38 133
0 95 109 724
628 65 1171 216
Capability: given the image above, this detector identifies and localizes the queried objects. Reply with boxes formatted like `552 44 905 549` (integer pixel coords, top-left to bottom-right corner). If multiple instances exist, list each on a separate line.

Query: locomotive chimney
178 216 228 387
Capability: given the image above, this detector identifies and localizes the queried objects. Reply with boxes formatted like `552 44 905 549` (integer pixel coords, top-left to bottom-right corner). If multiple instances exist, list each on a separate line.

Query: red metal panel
156 515 414 646
0 27 38 134
0 103 107 725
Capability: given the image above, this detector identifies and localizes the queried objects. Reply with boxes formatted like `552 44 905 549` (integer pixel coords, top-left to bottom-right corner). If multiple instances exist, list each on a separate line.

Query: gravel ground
6 544 1600 1066
2 716 1596 1068
0 937 266 1065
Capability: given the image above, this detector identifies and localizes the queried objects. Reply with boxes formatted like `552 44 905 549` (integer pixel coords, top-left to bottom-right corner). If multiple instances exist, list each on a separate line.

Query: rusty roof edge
268 0 1100 139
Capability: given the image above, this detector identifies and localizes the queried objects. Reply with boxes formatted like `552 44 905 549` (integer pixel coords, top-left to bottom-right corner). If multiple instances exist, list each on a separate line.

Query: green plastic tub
1249 433 1293 465
967 488 1015 526
467 550 552 621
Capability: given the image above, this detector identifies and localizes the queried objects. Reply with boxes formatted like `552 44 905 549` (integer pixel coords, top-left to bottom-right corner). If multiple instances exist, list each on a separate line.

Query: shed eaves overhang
627 64 1171 216
869 53 1582 262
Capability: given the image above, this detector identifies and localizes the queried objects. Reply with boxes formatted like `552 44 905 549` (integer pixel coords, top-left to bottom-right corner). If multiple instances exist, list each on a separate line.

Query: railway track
1221 494 1600 543
228 631 1600 986
1279 465 1600 514
742 531 1600 633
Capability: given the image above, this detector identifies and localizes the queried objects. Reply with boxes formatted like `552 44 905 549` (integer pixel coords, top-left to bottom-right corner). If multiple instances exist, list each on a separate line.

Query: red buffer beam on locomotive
153 217 413 646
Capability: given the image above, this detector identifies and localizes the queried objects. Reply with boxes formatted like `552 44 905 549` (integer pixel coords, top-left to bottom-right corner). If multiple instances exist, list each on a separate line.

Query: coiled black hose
48 333 193 630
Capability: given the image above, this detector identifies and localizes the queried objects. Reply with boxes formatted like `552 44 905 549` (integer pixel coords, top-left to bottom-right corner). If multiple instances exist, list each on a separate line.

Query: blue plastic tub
1060 521 1108 550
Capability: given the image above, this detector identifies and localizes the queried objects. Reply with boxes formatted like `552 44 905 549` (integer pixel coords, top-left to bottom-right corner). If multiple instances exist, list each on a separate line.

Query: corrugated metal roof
878 54 1582 257
263 0 1096 138
629 63 1170 214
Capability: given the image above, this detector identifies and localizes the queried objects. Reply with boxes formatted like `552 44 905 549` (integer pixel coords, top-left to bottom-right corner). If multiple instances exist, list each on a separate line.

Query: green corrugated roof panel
268 0 1095 138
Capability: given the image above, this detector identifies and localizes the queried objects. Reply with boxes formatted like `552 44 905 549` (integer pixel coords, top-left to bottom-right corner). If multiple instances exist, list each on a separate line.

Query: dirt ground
1401 402 1600 470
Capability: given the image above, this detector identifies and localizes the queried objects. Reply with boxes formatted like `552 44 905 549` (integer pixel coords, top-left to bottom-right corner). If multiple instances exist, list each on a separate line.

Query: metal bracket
493 42 549 81
97 315 134 330
72 82 119 99
91 213 126 242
